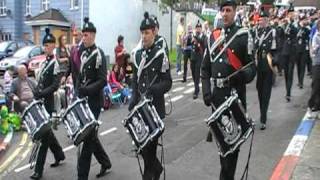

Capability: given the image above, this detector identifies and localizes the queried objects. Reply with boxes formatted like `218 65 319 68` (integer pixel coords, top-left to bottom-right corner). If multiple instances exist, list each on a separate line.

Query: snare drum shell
22 101 51 141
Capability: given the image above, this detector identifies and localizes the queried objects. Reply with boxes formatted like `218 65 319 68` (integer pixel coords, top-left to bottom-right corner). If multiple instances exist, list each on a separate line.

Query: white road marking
183 88 194 94
172 87 185 93
15 127 117 173
187 82 194 87
171 95 184 102
99 127 117 136
172 76 192 82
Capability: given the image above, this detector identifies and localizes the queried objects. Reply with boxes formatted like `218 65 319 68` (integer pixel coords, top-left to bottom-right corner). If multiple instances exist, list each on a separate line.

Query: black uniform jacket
35 55 61 114
201 23 256 107
129 40 172 119
77 44 107 112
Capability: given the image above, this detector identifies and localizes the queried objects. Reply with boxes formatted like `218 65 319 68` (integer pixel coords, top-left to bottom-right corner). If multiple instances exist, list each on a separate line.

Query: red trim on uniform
211 28 243 70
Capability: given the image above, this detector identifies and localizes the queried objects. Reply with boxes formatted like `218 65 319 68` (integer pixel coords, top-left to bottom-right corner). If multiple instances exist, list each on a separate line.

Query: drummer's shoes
30 172 42 180
260 123 266 130
50 156 65 168
193 94 198 99
96 165 111 178
285 95 291 102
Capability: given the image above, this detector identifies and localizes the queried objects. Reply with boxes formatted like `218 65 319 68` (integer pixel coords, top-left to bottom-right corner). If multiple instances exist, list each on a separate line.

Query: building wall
90 0 203 63
0 0 16 41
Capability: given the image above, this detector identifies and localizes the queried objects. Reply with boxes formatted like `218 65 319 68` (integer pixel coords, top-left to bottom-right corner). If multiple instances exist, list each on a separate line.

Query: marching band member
31 28 65 180
254 10 277 130
201 0 256 179
129 12 172 180
76 17 112 180
282 3 298 102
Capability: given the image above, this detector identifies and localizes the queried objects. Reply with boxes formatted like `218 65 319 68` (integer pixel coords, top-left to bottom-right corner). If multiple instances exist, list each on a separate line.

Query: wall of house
0 0 16 41
90 0 204 63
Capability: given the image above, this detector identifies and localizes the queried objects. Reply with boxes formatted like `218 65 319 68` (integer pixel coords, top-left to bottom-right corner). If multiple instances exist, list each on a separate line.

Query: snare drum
123 98 164 152
22 100 51 141
61 98 98 145
205 89 254 157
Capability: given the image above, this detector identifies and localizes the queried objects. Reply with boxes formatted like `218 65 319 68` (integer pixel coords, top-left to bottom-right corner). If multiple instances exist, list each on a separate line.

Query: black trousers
275 50 283 73
35 129 65 175
256 69 273 124
141 139 163 180
308 65 320 111
296 51 308 86
283 54 295 97
190 57 202 95
183 50 191 81
306 54 312 74
219 149 239 180
77 107 112 180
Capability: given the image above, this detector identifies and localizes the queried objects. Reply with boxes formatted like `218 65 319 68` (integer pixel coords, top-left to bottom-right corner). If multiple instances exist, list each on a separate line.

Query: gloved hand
203 94 212 107
78 86 88 98
33 89 42 100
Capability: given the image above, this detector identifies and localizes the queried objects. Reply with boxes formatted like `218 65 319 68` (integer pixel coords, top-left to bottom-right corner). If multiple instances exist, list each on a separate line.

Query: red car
28 54 46 76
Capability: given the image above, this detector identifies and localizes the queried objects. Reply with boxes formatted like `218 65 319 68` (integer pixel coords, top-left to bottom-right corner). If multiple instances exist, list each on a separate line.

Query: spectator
56 34 70 77
3 66 14 95
176 16 185 75
123 53 132 86
308 20 320 118
68 31 83 88
114 35 126 68
10 64 36 113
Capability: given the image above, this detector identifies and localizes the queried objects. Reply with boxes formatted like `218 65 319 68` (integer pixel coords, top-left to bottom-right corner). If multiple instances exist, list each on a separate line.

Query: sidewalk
291 117 320 180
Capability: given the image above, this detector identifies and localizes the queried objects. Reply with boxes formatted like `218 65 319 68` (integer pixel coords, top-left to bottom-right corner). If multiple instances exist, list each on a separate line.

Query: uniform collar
143 42 156 53
85 44 97 54
46 54 54 60
224 23 237 34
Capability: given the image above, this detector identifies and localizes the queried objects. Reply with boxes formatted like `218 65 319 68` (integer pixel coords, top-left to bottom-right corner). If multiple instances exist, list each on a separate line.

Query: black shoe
193 94 198 99
181 79 186 83
96 165 111 178
260 123 266 130
30 172 42 180
286 96 291 102
50 156 65 168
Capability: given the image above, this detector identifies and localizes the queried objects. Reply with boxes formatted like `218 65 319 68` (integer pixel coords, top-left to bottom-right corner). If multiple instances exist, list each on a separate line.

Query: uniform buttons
142 83 145 87
219 58 223 63
218 72 221 77
148 49 151 53
152 68 155 71
263 44 266 46
225 96 228 99
231 49 234 53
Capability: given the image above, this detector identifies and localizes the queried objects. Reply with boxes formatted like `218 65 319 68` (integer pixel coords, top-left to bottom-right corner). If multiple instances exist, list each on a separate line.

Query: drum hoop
31 120 51 139
128 123 149 143
61 98 86 119
22 100 43 118
125 98 152 120
72 120 97 142
206 93 238 125
217 125 254 157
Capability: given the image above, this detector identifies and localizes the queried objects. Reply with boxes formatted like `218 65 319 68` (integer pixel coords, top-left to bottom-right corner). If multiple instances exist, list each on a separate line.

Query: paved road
0 70 311 180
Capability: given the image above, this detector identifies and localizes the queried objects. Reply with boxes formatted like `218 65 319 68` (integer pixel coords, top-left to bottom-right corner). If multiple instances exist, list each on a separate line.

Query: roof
25 9 71 27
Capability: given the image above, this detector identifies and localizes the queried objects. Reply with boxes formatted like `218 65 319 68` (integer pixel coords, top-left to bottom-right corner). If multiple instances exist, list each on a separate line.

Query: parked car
0 45 43 72
28 54 46 76
0 41 19 61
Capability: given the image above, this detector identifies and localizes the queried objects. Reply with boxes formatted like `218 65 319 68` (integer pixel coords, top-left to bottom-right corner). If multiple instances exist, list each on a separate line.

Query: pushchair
103 83 131 109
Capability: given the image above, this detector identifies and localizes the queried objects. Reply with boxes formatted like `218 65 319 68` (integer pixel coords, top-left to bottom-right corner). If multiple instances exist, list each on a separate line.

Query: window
25 0 31 15
1 33 11 41
0 0 6 16
70 0 79 10
41 0 50 11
